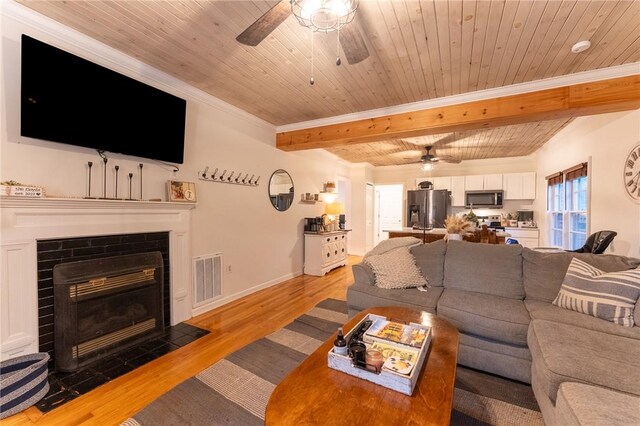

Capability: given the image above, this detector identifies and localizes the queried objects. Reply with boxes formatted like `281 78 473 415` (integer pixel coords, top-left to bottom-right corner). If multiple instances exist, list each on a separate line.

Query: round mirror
268 169 294 211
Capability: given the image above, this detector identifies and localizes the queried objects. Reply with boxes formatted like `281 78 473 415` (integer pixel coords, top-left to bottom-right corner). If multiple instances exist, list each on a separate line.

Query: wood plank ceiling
18 0 640 165
326 118 574 166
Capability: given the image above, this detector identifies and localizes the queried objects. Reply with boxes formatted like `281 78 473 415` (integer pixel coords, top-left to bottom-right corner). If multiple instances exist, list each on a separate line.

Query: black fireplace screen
53 252 164 372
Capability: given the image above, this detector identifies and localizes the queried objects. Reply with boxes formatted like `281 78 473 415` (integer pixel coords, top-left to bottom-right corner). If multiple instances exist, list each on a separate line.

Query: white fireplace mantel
0 197 195 360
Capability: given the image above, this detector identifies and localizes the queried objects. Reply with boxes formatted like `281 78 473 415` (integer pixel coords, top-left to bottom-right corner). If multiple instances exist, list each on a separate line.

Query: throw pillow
364 237 422 259
364 246 428 289
553 258 640 327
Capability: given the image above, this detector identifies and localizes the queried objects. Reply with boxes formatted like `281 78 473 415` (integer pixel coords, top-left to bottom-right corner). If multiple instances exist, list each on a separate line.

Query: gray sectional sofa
347 240 640 425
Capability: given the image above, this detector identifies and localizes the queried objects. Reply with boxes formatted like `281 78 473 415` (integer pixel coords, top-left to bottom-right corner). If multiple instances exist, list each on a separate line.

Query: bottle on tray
333 327 348 356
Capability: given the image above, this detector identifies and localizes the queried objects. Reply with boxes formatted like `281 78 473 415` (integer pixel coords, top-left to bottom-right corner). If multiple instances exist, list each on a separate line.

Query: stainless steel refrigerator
407 189 450 229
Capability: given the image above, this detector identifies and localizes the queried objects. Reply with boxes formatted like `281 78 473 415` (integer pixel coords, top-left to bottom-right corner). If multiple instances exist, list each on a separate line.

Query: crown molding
2 1 275 132
277 63 640 132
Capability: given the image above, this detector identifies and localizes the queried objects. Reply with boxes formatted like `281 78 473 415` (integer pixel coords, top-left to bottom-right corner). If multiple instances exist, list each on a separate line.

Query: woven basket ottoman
0 353 50 419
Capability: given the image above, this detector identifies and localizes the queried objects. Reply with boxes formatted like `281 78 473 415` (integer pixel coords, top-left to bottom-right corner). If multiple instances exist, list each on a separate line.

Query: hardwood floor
4 256 361 426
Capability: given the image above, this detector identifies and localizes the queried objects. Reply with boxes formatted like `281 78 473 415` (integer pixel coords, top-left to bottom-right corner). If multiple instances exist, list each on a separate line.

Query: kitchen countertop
385 227 512 238
304 229 352 235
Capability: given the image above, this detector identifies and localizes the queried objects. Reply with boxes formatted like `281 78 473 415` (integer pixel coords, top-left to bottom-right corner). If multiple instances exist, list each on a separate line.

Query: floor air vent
193 253 222 307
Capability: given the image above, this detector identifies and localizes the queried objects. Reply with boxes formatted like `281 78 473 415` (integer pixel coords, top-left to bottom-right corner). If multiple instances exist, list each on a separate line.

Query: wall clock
624 143 640 203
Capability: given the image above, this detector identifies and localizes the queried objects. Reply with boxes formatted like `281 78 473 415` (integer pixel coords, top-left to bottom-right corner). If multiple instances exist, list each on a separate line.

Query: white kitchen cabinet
505 228 539 248
522 173 536 199
503 172 536 200
464 174 503 191
450 176 465 207
431 176 452 191
304 231 349 276
484 174 503 190
464 175 485 191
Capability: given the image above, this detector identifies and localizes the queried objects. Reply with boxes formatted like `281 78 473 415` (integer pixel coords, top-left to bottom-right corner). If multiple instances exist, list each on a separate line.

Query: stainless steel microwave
465 190 503 209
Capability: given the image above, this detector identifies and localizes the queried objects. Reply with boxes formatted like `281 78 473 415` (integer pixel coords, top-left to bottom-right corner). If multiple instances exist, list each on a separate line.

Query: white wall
533 110 640 258
349 163 375 255
0 2 351 312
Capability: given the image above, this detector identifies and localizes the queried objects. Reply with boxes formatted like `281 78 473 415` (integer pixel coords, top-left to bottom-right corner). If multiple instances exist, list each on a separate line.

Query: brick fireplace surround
0 198 195 361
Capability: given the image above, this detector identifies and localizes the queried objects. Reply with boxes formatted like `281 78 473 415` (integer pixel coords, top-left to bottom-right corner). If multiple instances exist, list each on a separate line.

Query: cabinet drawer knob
326 238 330 242
341 248 345 253
335 250 338 255
326 252 330 258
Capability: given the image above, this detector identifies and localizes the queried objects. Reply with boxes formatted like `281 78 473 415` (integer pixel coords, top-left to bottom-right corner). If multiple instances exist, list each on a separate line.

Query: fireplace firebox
53 252 164 372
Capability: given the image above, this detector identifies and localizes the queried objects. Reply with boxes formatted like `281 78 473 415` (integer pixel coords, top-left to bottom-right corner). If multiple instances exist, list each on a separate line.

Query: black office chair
570 230 617 254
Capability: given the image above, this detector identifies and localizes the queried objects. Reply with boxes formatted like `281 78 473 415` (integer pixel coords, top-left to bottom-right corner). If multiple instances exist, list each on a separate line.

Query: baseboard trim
191 270 303 317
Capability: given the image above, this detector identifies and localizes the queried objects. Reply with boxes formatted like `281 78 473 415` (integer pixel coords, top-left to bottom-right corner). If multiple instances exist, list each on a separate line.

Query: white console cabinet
304 231 349 276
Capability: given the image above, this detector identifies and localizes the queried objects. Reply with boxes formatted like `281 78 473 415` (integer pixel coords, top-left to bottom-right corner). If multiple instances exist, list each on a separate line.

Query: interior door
375 184 404 245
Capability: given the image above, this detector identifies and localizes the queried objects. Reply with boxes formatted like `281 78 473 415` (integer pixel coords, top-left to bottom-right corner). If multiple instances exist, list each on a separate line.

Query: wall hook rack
197 167 260 186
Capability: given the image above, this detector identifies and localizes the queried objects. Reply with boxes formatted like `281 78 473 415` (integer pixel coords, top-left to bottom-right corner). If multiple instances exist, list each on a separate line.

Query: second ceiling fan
236 0 370 65
410 146 462 168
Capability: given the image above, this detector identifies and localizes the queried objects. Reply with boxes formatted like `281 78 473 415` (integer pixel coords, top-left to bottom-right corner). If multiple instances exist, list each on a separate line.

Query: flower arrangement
444 215 472 235
463 210 478 225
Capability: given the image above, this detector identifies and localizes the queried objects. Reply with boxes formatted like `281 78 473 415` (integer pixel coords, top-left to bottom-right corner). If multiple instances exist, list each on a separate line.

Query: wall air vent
193 253 222 307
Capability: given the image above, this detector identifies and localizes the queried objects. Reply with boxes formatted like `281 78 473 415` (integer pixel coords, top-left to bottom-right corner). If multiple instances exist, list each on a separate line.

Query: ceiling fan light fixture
421 162 433 171
291 0 358 33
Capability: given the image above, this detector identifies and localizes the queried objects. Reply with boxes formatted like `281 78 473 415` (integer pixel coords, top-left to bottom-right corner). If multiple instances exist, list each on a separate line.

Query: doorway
374 184 404 245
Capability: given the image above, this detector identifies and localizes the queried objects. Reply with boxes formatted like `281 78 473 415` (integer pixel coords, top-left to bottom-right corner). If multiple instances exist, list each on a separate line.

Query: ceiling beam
276 75 640 151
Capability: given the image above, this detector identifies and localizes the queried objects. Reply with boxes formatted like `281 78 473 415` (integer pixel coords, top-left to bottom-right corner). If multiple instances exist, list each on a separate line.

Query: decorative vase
447 233 463 241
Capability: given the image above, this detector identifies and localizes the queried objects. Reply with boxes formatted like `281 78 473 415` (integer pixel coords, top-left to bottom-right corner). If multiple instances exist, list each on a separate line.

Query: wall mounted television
20 35 186 164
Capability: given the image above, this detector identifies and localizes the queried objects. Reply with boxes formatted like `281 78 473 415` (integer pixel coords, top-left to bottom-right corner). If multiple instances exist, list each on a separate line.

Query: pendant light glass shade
291 0 358 33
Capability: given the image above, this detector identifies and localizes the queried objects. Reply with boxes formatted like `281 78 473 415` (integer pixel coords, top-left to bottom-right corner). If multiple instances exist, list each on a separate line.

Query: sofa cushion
522 249 640 303
525 300 640 340
552 258 640 326
528 319 640 401
459 332 532 361
364 246 428 289
437 289 530 346
556 382 640 426
458 335 532 384
443 241 524 299
346 282 443 314
410 240 447 287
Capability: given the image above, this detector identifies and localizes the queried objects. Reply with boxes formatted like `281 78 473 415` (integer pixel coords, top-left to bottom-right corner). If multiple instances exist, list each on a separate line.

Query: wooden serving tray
327 313 431 395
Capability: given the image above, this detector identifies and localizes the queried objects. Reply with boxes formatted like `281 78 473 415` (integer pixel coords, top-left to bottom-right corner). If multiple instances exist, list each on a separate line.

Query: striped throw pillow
553 258 640 327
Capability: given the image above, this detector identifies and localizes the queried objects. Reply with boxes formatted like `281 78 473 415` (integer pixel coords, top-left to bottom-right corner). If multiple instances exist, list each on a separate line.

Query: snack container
327 313 431 395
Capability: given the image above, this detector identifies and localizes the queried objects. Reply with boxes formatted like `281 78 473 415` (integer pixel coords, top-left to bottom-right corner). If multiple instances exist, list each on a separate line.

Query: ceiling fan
236 0 370 65
410 146 462 167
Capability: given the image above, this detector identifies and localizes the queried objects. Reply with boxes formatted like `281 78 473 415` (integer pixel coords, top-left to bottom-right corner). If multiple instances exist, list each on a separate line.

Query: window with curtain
546 163 589 250
546 172 564 247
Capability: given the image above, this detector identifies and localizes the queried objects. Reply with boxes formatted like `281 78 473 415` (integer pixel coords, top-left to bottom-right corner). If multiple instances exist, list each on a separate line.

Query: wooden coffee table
265 306 460 425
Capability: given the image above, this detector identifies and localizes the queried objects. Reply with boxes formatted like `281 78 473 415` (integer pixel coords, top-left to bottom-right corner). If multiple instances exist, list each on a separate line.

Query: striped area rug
122 299 542 425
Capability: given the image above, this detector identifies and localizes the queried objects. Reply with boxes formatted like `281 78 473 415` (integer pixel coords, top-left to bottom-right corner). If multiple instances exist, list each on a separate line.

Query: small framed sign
167 180 196 202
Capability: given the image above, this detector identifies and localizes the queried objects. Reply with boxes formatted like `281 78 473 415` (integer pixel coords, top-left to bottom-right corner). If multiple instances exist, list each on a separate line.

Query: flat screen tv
20 35 186 164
